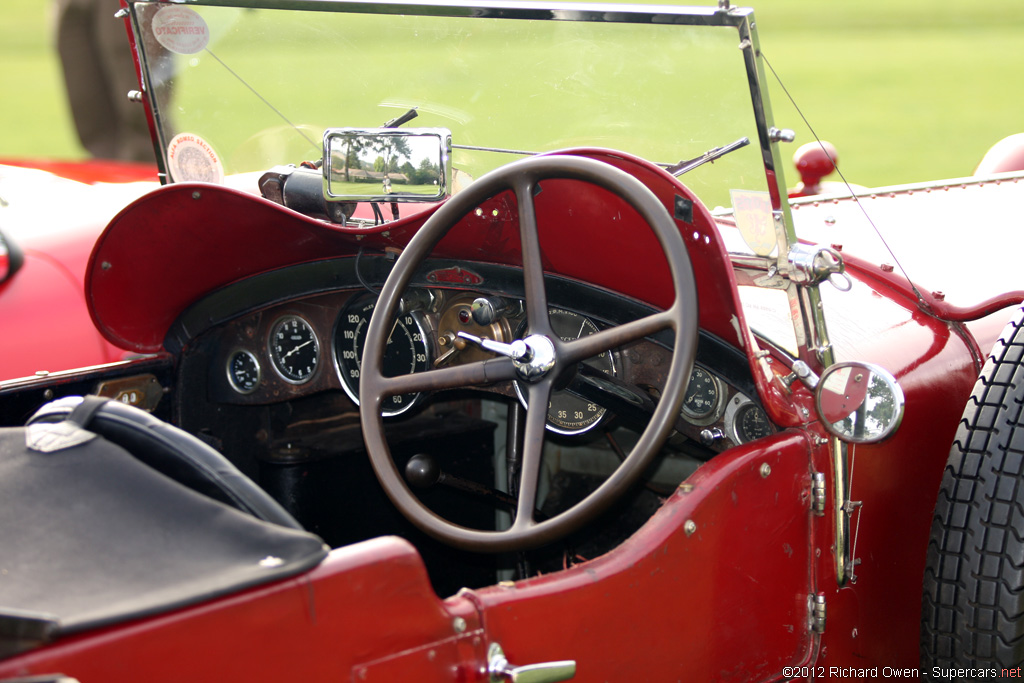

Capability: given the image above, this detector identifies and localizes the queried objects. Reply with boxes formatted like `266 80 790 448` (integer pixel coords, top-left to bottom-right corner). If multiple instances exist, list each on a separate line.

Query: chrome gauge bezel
334 294 433 418
513 308 616 436
268 314 320 384
680 364 727 427
724 394 774 445
226 348 262 395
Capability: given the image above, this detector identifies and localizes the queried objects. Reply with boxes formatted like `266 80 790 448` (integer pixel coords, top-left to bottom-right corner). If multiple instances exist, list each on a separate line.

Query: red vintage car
1 1 1023 681
0 160 156 380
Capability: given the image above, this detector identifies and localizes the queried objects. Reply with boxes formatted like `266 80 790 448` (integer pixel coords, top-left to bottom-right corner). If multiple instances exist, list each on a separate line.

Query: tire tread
922 306 1024 676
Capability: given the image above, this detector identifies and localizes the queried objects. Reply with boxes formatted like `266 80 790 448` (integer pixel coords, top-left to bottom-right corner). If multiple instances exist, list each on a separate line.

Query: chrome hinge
811 593 827 634
811 472 826 516
488 642 576 683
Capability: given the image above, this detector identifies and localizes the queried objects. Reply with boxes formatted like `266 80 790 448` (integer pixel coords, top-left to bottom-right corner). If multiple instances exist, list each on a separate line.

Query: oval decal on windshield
152 6 210 55
167 133 224 184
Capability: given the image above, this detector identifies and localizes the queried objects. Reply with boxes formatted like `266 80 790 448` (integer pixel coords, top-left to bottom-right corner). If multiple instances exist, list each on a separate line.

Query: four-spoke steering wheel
358 154 698 553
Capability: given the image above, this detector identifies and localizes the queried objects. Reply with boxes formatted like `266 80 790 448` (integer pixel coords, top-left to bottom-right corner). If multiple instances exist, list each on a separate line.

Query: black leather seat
0 396 327 657
27 396 302 529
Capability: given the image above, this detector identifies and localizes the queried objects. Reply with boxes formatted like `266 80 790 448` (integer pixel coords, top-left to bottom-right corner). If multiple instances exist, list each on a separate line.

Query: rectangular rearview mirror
323 128 452 203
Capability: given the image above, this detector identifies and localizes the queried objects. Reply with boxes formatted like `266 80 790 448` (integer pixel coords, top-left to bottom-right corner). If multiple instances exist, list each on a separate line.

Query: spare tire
921 306 1024 676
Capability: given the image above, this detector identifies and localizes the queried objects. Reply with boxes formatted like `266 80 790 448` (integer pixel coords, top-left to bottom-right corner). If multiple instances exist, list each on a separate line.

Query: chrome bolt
684 520 697 536
453 616 467 634
760 463 771 478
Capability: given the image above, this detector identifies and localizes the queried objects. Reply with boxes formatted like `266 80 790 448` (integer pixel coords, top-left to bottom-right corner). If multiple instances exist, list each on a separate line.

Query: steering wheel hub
512 335 556 380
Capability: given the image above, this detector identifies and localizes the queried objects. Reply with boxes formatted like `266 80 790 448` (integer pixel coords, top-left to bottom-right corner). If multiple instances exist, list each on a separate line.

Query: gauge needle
283 340 312 359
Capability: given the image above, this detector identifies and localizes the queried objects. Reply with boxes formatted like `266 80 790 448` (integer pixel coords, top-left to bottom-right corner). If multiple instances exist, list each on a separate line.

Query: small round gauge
734 402 773 443
515 308 614 436
269 315 320 383
335 295 431 417
681 365 722 423
227 349 261 394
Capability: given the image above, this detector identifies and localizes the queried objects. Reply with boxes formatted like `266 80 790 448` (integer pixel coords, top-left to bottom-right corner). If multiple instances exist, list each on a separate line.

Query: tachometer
516 308 615 435
335 294 431 416
269 315 319 383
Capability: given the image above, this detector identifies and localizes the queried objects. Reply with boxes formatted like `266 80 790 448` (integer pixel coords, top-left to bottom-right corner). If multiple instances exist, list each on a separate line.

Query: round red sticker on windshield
167 133 224 184
152 6 209 55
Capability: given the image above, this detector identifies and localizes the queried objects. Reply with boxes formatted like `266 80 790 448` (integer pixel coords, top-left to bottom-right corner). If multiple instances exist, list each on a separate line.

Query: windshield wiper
666 137 750 177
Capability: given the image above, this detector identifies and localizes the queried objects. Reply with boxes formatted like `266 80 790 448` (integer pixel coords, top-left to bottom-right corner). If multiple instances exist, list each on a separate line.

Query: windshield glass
129 1 777 211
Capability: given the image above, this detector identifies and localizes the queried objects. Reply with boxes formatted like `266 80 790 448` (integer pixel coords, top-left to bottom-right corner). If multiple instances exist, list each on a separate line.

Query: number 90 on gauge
335 295 432 417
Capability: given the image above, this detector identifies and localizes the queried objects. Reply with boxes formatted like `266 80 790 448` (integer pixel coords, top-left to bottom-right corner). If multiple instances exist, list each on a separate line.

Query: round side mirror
815 361 904 444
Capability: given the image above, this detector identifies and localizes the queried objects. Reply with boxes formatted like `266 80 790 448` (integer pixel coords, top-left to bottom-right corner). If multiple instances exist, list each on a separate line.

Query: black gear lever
404 454 520 512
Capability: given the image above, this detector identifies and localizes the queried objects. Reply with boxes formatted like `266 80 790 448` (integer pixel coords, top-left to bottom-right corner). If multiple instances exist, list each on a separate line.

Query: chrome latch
488 642 576 683
787 244 851 291
782 359 820 391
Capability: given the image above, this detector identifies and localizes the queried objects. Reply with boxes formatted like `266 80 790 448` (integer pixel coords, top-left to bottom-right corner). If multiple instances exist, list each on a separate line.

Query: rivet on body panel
684 520 697 536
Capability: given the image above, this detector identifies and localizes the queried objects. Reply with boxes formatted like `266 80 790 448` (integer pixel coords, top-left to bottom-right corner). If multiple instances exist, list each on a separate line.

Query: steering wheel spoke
513 178 554 336
560 309 676 365
373 357 518 398
509 380 556 527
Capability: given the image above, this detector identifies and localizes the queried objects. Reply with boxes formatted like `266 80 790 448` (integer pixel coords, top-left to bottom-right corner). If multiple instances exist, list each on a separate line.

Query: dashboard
195 257 774 453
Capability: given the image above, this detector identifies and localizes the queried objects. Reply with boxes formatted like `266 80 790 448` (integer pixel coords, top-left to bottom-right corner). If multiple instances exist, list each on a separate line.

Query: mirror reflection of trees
329 133 442 194
832 372 897 440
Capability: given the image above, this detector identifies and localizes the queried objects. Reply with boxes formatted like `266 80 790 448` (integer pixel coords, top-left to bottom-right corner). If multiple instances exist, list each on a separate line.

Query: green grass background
2 0 1022 188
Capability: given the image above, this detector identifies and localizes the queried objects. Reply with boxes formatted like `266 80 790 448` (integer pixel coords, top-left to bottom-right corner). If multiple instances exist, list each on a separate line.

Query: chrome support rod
832 436 851 587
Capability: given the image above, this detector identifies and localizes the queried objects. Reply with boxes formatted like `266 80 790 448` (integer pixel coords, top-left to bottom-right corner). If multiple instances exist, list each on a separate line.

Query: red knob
790 141 837 197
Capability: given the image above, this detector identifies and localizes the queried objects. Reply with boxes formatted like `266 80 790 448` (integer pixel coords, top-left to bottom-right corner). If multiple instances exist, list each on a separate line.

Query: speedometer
335 294 431 416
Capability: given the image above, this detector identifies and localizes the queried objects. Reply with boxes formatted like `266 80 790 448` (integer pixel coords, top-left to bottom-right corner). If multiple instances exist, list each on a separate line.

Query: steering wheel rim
359 154 698 553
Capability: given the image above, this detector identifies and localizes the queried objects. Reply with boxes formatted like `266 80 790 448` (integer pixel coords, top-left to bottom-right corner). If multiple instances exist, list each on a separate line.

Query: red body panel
0 538 489 681
0 162 157 379
469 432 815 680
0 250 121 379
813 277 982 671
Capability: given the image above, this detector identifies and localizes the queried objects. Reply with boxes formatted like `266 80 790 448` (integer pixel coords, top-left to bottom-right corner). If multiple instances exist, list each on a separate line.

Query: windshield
128 1 782 212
